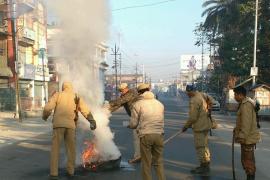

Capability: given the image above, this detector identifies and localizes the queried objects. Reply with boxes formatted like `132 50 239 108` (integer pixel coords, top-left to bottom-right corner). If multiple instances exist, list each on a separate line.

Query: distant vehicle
207 93 221 111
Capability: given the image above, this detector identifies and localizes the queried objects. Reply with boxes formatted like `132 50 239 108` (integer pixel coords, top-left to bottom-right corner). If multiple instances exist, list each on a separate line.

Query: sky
108 0 206 82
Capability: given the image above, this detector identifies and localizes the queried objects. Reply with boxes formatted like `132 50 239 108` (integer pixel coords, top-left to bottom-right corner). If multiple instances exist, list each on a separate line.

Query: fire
81 140 100 170
81 140 122 172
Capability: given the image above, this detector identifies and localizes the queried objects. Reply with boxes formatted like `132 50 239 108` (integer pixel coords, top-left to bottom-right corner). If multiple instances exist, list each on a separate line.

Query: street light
252 0 259 86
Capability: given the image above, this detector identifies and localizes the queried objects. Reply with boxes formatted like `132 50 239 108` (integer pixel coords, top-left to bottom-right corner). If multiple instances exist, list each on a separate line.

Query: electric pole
10 1 22 121
119 53 122 84
40 48 47 103
201 31 204 92
252 0 259 86
111 44 120 97
135 62 138 87
142 64 145 83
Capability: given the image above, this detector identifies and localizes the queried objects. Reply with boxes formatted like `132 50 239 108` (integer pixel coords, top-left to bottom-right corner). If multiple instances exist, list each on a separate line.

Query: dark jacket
109 89 138 116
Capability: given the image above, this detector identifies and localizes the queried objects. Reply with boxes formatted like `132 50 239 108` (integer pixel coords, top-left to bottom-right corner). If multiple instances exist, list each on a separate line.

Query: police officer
233 86 261 180
42 82 96 179
129 83 165 180
108 83 141 163
182 84 212 175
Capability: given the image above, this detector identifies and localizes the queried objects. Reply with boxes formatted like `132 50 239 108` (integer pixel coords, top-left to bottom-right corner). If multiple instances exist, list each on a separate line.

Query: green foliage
198 0 270 92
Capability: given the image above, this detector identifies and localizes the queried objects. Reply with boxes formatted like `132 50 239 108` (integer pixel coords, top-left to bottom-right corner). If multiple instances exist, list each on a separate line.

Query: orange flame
81 140 100 168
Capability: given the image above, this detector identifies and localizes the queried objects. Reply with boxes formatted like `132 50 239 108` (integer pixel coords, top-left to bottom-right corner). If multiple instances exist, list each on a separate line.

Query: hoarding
180 54 210 71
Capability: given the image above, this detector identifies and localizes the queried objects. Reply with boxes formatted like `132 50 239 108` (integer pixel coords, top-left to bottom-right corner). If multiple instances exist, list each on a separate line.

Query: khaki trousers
140 134 165 180
241 144 256 175
50 128 76 176
194 131 211 164
133 130 141 158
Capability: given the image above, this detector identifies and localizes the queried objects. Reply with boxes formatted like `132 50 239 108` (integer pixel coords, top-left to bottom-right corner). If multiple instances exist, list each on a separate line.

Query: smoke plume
47 0 121 162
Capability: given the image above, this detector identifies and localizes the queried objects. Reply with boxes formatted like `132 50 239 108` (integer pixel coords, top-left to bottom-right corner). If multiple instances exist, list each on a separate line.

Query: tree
198 0 270 93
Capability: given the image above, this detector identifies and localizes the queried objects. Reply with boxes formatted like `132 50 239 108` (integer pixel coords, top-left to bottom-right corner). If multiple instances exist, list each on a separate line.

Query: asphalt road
0 93 269 180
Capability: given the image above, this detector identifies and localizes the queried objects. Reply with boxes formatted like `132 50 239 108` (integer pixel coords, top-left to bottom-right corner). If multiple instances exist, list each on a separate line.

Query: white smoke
47 0 121 162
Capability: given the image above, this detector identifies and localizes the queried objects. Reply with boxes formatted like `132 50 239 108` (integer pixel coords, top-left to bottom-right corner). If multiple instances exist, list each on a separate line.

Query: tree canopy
198 0 270 92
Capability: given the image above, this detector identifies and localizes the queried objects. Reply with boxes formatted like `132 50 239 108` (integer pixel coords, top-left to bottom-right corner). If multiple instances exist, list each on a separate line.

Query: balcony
0 25 7 36
17 0 36 15
18 27 35 46
0 0 8 12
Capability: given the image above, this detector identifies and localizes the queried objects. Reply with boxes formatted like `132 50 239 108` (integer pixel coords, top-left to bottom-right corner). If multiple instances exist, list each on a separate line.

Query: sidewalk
0 112 51 148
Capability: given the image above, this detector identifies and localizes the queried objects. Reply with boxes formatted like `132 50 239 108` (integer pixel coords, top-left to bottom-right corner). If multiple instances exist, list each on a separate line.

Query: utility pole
252 0 259 86
135 62 138 87
144 72 147 83
119 53 122 84
201 31 204 92
40 48 47 103
142 64 145 83
111 44 120 96
10 1 22 121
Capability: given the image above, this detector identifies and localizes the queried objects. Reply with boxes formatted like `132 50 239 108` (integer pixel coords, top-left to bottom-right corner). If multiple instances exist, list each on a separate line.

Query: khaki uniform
109 88 140 158
184 92 212 164
109 88 138 116
43 82 93 176
234 97 261 176
129 91 165 180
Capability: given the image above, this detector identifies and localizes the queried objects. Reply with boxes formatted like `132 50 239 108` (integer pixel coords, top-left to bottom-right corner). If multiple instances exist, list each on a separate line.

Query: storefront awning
0 67 13 77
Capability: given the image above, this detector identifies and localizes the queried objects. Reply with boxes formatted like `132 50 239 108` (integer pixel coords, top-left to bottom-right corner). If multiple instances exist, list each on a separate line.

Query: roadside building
0 0 48 113
249 84 270 119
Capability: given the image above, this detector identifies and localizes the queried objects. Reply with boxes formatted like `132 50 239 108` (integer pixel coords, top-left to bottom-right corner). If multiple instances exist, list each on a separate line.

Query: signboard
35 65 50 81
23 64 35 80
180 54 210 71
250 67 258 76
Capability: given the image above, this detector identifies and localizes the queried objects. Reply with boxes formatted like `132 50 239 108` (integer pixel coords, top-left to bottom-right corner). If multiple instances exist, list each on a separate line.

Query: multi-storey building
0 0 48 113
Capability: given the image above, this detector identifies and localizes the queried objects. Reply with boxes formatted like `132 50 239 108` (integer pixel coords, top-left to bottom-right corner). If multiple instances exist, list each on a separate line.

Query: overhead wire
112 0 178 12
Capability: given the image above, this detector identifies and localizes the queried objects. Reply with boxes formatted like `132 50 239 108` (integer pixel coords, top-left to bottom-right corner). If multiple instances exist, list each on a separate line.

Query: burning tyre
81 140 121 172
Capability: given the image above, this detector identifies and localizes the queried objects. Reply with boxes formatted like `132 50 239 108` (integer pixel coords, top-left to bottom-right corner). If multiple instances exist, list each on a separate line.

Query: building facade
0 0 48 112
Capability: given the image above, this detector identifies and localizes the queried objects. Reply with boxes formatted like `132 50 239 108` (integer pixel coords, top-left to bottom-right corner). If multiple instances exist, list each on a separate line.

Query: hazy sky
108 0 205 81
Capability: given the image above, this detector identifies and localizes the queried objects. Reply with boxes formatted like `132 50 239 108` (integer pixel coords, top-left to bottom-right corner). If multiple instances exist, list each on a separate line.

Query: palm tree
202 0 236 34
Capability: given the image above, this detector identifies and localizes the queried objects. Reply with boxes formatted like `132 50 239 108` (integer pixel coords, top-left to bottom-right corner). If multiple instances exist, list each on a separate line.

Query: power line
112 0 178 12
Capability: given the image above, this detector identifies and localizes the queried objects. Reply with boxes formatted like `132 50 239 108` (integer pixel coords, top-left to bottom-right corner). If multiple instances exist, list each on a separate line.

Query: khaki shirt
184 92 212 132
129 91 164 137
43 82 92 129
109 89 139 116
234 97 261 144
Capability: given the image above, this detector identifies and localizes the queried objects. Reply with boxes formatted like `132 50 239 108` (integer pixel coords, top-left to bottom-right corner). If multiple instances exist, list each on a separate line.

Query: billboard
180 54 210 71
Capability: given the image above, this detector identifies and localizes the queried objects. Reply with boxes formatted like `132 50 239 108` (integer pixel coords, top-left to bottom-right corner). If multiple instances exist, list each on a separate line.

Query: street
0 94 270 180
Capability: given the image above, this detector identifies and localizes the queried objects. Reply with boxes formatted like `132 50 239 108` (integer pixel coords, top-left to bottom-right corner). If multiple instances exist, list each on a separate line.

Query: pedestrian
42 82 97 180
182 84 212 175
108 83 141 163
233 86 261 180
128 83 165 180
